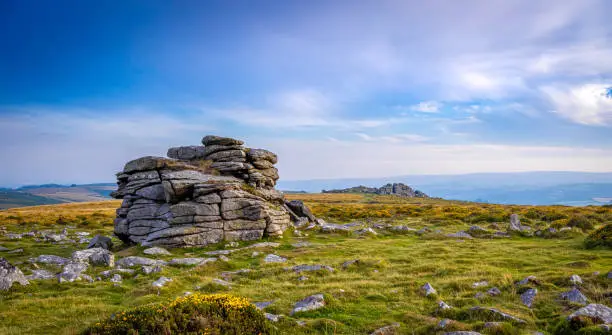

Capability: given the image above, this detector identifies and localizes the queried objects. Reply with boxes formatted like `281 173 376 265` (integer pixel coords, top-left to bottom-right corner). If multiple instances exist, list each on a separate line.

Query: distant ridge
323 182 428 198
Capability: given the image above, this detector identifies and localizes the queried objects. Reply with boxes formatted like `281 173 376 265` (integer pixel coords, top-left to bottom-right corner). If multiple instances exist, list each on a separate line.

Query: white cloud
541 83 612 126
355 133 429 143
407 101 443 113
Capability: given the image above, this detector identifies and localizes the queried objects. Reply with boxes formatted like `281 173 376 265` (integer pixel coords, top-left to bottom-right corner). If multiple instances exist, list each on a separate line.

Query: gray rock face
58 262 88 283
291 264 335 273
169 257 216 266
30 255 70 265
116 256 167 267
560 288 588 305
291 294 325 315
87 235 113 250
323 183 428 198
508 214 531 233
568 304 612 324
0 258 29 290
111 135 310 247
520 288 537 308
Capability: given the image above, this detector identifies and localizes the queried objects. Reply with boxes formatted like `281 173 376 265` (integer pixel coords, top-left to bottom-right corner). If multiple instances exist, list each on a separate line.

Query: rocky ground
0 195 611 334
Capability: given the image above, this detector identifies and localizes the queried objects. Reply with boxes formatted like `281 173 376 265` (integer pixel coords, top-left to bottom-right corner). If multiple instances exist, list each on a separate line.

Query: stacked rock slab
111 135 296 247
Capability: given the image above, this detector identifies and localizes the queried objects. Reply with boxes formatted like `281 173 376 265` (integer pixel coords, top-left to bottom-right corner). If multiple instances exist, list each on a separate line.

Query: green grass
0 195 611 334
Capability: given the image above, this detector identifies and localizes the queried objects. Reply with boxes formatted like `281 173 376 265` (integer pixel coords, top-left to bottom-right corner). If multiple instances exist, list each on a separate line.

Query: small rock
254 301 274 310
472 281 488 288
72 248 114 267
370 322 400 335
81 274 94 283
422 282 436 296
291 294 325 315
437 318 453 329
26 269 56 280
297 275 308 281
446 231 473 239
116 256 167 267
0 258 29 290
7 248 23 254
474 292 486 299
142 265 163 275
443 332 482 335
265 313 281 322
263 254 287 263
560 287 589 305
251 251 260 257
219 255 230 262
356 228 377 236
152 276 172 288
291 264 334 273
225 242 240 248
487 287 502 296
58 262 88 283
143 247 171 256
521 288 537 308
569 274 582 285
169 258 216 266
292 241 312 248
568 303 612 324
438 301 452 310
110 274 122 283
87 235 113 250
342 259 360 268
220 269 251 280
30 255 70 265
517 275 538 285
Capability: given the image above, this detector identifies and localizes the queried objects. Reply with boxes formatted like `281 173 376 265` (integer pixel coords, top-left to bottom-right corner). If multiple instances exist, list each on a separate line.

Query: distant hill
277 171 612 206
0 183 116 209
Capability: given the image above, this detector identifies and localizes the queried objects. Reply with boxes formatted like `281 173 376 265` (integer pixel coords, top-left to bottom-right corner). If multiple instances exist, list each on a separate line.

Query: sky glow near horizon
1 0 612 187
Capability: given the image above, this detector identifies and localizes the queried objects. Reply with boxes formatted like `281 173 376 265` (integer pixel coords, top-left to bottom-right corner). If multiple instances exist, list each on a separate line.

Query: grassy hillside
0 195 611 334
0 190 65 210
0 184 116 209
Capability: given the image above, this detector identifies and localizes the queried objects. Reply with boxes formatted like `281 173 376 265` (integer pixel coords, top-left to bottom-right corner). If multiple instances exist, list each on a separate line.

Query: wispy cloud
541 84 612 126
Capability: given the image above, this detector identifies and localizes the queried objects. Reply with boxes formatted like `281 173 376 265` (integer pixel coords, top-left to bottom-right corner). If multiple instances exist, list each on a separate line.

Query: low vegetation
0 194 611 334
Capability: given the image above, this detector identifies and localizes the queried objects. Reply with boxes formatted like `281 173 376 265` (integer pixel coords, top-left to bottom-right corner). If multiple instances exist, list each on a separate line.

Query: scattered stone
474 292 485 299
7 248 23 254
469 307 526 323
469 225 487 233
560 288 589 305
438 301 452 310
608 270 612 279
81 274 94 283
446 231 473 239
264 313 281 322
517 275 539 285
219 255 229 262
251 252 260 257
169 258 216 266
254 301 274 310
443 332 482 335
437 319 453 329
72 248 115 267
290 264 334 273
110 274 122 283
0 258 29 290
58 262 88 283
370 322 400 335
116 256 167 267
291 294 325 315
508 214 529 232
422 282 436 296
483 322 503 328
355 228 377 236
0 246 9 252
390 225 417 232
100 269 135 278
487 287 502 296
205 249 235 256
569 274 582 285
143 247 171 256
568 303 612 324
472 281 488 288
142 265 163 275
26 269 56 280
263 254 287 263
152 276 172 288
297 275 308 281
87 235 113 250
30 255 70 265
521 288 537 308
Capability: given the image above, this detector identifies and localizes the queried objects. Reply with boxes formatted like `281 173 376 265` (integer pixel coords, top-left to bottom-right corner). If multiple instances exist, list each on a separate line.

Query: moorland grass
0 195 610 334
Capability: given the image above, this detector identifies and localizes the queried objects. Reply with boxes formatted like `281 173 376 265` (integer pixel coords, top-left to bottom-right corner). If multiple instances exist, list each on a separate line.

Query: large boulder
110 135 314 247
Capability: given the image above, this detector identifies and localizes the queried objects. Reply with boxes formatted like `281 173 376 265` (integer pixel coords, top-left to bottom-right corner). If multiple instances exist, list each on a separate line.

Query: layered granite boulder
111 135 307 247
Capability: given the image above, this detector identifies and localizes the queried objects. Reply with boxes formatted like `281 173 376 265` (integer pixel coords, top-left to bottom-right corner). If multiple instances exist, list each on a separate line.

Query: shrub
566 216 595 232
82 293 274 335
584 223 612 249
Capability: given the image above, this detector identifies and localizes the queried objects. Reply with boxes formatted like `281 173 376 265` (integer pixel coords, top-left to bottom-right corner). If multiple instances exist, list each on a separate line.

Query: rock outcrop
111 135 310 247
322 183 428 198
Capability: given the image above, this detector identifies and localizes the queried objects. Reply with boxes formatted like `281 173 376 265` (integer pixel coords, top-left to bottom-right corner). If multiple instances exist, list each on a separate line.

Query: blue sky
1 0 612 187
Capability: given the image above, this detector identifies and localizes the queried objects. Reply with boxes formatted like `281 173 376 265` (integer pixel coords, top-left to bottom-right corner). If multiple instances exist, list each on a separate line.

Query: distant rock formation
322 183 428 198
111 135 314 247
